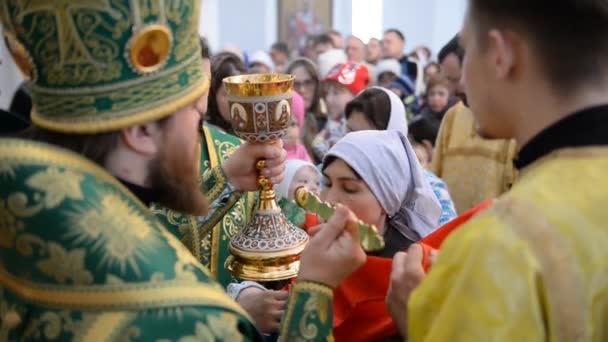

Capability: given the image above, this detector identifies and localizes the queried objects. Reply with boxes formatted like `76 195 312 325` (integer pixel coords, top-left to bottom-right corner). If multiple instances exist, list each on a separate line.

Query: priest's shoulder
0 138 230 294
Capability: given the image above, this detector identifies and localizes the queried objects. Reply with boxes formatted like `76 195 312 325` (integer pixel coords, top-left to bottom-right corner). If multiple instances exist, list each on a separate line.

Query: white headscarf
325 130 441 238
275 159 319 200
369 86 409 135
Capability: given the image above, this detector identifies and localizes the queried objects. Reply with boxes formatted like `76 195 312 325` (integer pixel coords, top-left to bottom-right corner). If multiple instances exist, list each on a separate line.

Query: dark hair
345 88 391 130
20 126 121 166
470 0 608 92
286 58 322 113
206 52 246 133
438 35 464 65
199 36 211 59
271 41 289 55
321 156 362 179
384 28 405 42
408 116 440 147
314 34 335 48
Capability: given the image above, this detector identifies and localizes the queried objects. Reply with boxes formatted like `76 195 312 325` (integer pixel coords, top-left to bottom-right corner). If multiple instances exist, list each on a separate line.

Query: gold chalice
223 74 309 286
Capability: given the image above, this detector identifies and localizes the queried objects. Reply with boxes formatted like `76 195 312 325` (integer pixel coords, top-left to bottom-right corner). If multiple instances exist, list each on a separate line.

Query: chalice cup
223 74 309 287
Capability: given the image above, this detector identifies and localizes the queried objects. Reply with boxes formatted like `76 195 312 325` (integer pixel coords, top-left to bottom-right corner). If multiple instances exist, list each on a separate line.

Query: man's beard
148 139 209 216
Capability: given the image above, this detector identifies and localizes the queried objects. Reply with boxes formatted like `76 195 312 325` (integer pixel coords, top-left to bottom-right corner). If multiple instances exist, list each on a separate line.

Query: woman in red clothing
319 130 441 341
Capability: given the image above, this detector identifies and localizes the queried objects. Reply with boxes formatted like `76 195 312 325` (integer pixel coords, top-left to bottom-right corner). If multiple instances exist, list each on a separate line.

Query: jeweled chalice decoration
223 74 309 288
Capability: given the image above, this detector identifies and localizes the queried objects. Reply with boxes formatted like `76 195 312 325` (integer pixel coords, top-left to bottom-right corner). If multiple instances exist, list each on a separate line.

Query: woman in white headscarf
344 86 457 226
322 130 441 256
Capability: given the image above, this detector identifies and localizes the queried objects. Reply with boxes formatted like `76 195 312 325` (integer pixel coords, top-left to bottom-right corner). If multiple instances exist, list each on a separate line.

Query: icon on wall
278 0 333 55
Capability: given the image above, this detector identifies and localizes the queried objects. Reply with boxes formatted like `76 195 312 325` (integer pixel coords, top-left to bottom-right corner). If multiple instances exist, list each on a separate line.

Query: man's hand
386 244 426 338
236 287 288 333
222 140 286 191
298 205 367 288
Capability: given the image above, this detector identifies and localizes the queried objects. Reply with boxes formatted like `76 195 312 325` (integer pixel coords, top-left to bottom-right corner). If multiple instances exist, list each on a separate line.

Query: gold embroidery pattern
216 140 237 162
165 0 199 62
1 0 208 134
32 56 204 121
20 310 95 340
0 199 23 249
36 243 94 285
26 167 84 208
64 190 161 277
221 198 246 240
16 0 126 85
158 313 244 342
280 281 333 342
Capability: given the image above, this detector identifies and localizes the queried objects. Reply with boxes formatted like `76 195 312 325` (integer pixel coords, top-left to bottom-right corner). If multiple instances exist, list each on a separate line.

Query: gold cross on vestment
19 0 120 66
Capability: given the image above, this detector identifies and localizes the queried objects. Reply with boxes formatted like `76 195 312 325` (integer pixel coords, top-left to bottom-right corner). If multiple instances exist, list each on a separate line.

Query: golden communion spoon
294 186 385 252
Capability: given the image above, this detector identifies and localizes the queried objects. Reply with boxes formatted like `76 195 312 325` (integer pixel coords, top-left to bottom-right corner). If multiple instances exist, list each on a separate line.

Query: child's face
288 166 321 200
283 121 300 148
427 85 450 113
413 142 431 169
325 83 354 119
378 72 397 89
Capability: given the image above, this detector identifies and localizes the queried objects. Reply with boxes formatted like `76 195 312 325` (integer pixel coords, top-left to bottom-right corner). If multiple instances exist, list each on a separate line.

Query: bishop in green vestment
0 0 363 340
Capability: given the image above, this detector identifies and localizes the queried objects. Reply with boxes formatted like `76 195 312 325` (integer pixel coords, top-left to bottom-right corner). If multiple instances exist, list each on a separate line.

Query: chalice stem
256 159 278 211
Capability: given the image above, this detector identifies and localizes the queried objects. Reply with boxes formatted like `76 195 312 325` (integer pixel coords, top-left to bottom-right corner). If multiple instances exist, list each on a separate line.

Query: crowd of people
1 0 608 340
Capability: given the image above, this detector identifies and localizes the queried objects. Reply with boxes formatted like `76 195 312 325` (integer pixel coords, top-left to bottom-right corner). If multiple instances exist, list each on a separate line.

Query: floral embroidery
26 167 84 209
36 243 93 285
160 313 243 342
0 199 23 248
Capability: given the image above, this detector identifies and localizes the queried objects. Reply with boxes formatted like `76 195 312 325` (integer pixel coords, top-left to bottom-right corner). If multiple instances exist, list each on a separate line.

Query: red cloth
331 200 493 341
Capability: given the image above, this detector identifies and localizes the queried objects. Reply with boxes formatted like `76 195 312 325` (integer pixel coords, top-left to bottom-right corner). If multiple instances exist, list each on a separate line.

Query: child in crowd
312 62 369 160
419 74 458 124
283 91 312 162
275 160 322 229
408 115 440 169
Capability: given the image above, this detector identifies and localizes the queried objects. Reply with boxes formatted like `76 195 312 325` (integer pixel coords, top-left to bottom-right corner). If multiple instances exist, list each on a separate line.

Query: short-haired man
382 28 418 82
388 0 608 339
0 1 366 340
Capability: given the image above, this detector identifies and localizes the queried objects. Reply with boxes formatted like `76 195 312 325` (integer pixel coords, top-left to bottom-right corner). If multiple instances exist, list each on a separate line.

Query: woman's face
289 166 321 199
291 65 316 111
216 84 230 122
321 159 386 233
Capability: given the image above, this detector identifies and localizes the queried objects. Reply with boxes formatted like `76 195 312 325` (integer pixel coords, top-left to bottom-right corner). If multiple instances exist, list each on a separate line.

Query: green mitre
0 0 208 133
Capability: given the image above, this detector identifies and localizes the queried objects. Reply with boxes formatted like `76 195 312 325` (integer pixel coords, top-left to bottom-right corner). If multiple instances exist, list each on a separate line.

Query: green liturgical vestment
0 138 333 341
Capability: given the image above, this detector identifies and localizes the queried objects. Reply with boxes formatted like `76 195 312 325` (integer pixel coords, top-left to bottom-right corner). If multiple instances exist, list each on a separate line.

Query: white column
431 0 467 54
199 0 221 52
332 0 352 37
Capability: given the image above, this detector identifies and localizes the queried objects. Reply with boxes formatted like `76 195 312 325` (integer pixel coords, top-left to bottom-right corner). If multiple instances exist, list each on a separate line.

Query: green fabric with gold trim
0 0 208 133
0 138 262 341
0 138 335 341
